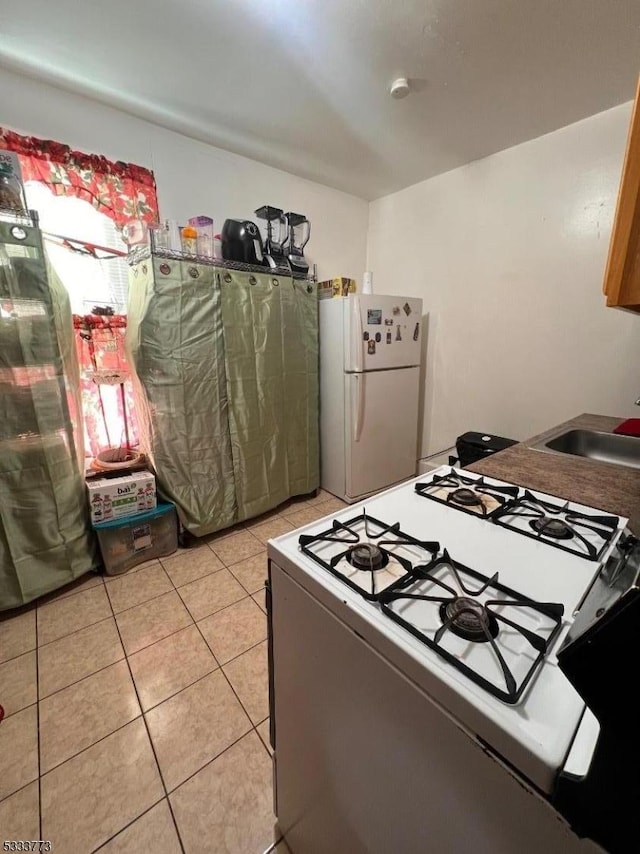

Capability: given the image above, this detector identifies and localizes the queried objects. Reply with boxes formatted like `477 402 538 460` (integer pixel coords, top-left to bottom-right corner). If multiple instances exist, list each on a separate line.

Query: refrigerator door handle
353 374 365 442
352 297 364 372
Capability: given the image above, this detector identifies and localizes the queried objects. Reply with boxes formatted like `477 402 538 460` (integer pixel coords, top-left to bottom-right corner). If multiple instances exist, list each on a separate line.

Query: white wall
0 66 368 282
367 103 640 456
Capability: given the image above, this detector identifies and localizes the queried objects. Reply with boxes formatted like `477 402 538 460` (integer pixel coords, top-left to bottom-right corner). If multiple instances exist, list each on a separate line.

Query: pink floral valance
0 127 159 228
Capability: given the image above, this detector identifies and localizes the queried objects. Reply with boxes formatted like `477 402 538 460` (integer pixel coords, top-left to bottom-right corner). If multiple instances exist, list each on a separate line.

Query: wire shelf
127 244 315 281
0 206 39 227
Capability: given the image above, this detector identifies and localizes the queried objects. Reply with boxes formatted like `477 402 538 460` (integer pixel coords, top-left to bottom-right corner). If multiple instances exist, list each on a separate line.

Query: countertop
467 413 640 533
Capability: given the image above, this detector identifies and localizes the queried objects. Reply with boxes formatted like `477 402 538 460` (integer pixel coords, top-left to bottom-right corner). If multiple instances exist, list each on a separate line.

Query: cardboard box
0 150 27 212
87 471 156 524
318 277 357 299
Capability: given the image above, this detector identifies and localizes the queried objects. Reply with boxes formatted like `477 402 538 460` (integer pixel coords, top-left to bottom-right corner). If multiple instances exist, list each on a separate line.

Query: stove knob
620 534 639 553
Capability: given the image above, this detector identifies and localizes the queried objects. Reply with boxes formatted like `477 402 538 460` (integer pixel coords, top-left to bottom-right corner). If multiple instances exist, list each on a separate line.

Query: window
21 182 138 458
24 181 130 313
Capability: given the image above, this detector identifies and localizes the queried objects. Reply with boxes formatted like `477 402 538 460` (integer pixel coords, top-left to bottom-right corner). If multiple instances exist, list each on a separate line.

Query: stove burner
449 488 483 508
380 552 565 703
298 511 439 601
493 490 619 561
440 597 499 643
530 516 575 540
415 469 519 518
346 543 388 571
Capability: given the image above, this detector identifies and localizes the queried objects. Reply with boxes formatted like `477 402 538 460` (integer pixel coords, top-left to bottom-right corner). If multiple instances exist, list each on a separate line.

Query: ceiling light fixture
390 77 410 99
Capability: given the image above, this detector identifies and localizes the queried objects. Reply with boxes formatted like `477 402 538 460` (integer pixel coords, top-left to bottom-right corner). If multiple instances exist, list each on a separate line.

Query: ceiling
1 0 639 200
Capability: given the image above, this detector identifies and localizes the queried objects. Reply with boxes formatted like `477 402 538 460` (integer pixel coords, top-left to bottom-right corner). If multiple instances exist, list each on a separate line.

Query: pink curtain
0 127 159 227
73 315 139 458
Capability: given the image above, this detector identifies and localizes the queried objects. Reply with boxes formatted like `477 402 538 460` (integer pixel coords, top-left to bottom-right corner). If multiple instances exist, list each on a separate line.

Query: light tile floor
0 490 344 854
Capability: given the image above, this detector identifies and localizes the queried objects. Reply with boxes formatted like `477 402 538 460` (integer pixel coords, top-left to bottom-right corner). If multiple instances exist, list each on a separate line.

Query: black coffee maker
283 212 311 276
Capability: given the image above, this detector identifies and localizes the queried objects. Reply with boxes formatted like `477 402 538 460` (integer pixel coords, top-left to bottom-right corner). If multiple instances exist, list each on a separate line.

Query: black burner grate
415 469 519 518
380 551 564 704
298 511 439 601
492 491 619 561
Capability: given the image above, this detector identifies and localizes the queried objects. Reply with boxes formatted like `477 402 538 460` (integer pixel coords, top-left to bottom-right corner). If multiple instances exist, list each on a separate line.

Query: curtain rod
43 231 128 259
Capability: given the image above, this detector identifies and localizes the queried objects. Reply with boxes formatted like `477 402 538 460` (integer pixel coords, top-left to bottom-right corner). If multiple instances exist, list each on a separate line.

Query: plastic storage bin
93 501 178 575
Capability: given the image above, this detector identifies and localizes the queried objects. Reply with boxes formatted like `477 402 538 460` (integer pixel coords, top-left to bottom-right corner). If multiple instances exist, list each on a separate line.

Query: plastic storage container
93 501 178 575
188 216 214 257
180 225 197 254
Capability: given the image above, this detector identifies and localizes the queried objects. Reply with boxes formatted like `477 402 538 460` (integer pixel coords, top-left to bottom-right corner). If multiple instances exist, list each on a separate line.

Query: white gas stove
267 467 630 854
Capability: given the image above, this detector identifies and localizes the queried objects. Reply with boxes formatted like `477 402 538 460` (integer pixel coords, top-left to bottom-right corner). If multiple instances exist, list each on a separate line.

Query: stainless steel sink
532 429 640 470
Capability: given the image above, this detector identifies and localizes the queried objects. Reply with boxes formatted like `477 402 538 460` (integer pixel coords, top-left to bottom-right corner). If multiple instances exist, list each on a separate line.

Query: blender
255 205 287 269
284 212 311 276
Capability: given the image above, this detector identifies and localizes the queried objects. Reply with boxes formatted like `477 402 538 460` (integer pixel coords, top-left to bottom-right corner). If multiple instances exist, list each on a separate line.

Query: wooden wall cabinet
603 75 640 312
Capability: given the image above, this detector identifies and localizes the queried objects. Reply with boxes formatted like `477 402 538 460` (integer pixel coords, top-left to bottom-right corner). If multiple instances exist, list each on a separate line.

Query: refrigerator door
345 366 420 500
344 294 423 372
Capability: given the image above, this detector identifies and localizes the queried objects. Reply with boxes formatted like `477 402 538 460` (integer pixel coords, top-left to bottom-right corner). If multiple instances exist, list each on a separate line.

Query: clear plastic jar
181 225 197 254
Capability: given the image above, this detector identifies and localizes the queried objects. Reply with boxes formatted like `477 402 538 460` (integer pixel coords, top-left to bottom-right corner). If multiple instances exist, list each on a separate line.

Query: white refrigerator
319 293 424 502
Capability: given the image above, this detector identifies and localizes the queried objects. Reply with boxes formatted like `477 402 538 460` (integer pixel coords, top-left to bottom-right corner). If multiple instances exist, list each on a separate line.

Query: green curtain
220 270 289 520
127 259 319 536
278 277 319 499
126 257 237 537
0 224 97 611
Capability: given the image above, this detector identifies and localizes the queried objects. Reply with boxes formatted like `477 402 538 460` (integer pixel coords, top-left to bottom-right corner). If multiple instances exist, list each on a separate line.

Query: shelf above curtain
127 244 315 281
